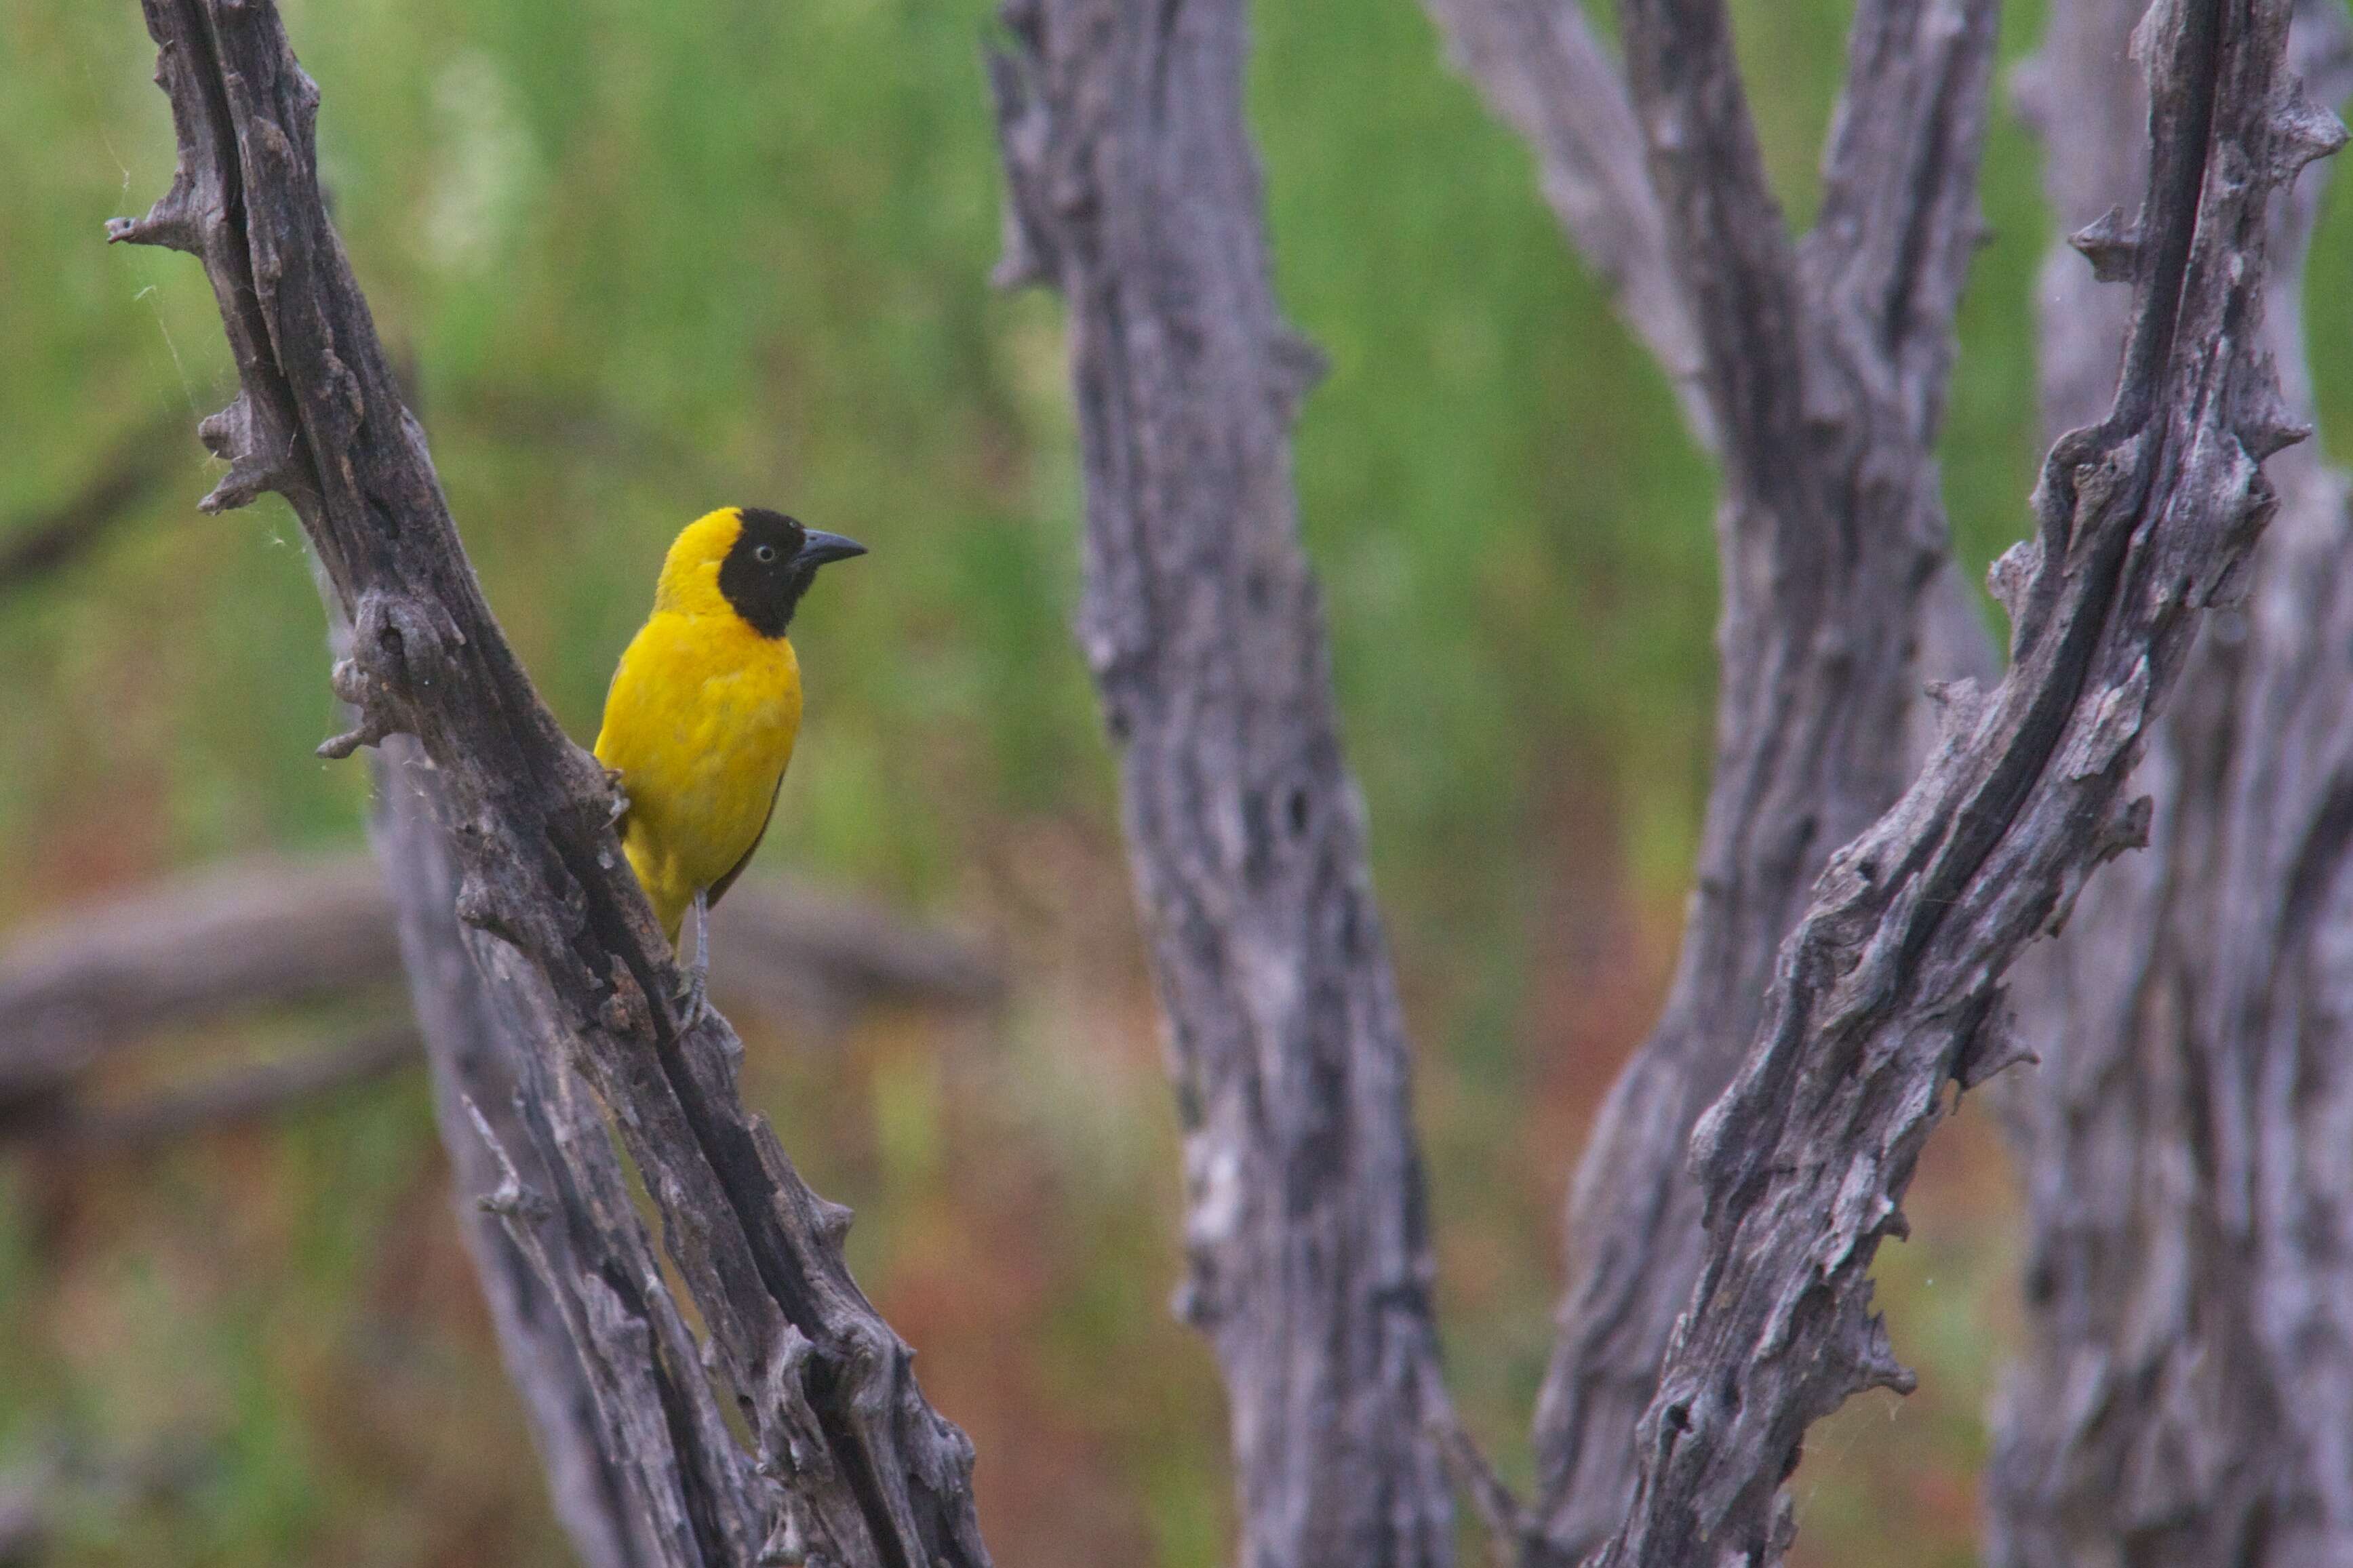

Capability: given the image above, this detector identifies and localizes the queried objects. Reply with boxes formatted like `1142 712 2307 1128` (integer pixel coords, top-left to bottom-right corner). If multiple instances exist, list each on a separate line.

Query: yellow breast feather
593 508 865 990
595 610 802 942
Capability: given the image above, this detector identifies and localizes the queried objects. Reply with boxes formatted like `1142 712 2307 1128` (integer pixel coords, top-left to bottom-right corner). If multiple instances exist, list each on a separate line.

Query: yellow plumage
594 506 862 950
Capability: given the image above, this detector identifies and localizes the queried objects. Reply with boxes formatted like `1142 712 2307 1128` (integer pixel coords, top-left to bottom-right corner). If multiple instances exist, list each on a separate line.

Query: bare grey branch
1517 0 1997 1554
991 0 1458 1560
1418 0 1712 443
1986 1 2353 1563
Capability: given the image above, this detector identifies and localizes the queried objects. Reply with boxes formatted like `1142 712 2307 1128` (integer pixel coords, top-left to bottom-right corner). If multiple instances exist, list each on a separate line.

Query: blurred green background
5 0 2351 1562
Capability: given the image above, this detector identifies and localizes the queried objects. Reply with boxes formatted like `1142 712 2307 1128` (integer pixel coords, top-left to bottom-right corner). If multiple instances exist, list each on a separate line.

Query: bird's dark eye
753 544 777 563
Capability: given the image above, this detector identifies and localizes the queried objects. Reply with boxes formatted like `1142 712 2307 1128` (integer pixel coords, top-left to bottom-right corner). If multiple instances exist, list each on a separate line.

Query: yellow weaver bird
594 506 865 1011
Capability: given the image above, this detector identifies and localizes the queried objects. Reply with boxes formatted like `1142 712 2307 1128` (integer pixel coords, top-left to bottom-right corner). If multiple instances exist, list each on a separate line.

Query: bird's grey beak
794 529 867 569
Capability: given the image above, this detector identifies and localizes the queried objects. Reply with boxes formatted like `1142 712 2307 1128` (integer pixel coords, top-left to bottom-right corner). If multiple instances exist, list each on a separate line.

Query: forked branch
1592 0 2344 1558
1422 0 1998 1554
109 2 993 1562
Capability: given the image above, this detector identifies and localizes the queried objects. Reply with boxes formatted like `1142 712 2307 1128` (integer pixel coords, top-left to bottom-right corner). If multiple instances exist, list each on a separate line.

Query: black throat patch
717 508 810 638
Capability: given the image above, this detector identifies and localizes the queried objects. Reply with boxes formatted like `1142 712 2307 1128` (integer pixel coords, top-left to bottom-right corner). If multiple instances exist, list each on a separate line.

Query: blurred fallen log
2 1023 417 1151
0 853 1000 1142
0 411 185 599
0 1433 215 1567
0 1461 43 1567
0 858 394 1102
707 875 1005 1026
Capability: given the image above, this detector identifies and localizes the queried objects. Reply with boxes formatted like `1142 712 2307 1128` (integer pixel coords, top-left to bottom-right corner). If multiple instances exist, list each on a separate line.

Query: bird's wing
707 773 785 910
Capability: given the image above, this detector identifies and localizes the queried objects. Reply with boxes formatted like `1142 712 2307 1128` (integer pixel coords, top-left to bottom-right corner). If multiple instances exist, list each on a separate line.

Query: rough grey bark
3 1024 415 1150
989 2 1457 1564
1585 0 2344 1556
375 733 740 1568
1423 0 1998 1556
1985 1 2353 1563
110 1 992 1563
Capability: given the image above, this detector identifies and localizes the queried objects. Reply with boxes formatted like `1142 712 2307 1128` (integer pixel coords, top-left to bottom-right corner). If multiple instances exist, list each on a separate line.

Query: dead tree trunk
1419 1 1998 1557
1582 0 2343 1556
373 734 763 1568
109 2 992 1562
1985 1 2353 1563
988 2 1465 1563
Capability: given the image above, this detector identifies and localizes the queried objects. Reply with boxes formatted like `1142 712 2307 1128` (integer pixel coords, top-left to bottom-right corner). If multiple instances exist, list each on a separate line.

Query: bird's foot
602 768 631 828
671 888 714 1028
673 968 713 1030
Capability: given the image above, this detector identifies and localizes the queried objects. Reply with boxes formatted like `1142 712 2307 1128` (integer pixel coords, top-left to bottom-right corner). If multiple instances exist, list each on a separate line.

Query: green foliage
5 0 2347 1559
